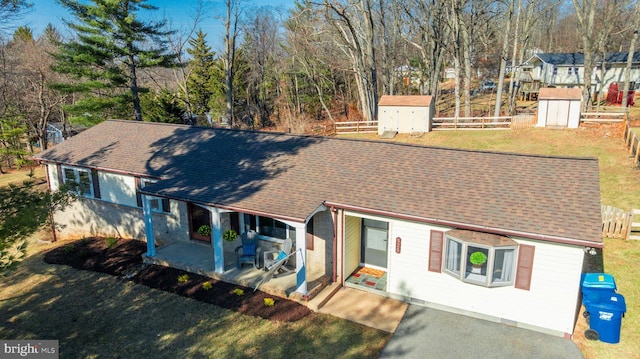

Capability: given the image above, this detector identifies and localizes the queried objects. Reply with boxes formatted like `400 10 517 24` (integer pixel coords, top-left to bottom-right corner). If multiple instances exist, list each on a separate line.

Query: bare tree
165 1 205 122
494 0 515 118
572 0 597 110
402 0 448 97
622 1 640 108
321 0 378 122
222 0 242 126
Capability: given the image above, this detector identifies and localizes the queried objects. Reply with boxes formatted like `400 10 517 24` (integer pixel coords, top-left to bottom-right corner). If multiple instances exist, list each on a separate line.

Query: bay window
443 230 518 287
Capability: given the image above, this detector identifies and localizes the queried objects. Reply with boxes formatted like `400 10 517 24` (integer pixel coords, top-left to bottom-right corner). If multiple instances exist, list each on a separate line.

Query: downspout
331 205 338 283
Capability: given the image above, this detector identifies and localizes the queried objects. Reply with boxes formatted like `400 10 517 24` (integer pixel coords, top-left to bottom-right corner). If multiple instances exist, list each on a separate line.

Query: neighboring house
378 95 434 135
523 52 640 93
46 122 85 146
33 120 602 338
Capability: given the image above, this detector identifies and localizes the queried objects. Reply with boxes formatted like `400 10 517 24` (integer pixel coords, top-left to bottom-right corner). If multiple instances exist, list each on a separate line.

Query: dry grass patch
0 240 390 358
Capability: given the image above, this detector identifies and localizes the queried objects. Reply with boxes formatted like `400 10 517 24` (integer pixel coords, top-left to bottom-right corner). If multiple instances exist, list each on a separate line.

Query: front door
361 218 389 269
189 203 212 243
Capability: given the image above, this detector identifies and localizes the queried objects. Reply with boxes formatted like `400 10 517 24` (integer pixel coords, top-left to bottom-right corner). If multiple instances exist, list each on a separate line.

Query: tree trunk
622 4 640 108
494 0 514 119
572 0 596 111
128 50 142 121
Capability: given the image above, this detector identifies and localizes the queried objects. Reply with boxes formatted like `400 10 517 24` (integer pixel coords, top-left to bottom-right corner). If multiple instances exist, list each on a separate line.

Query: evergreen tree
141 90 186 124
186 29 215 119
52 0 175 124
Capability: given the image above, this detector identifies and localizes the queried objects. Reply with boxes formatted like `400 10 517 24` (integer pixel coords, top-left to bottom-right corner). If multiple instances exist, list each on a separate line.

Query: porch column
211 208 224 274
294 223 307 295
142 194 156 257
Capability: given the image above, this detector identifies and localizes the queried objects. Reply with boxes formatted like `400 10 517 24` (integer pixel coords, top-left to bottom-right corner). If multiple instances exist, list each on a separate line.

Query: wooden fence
602 205 631 239
623 121 640 168
581 111 626 124
601 205 640 240
432 114 536 130
334 121 378 134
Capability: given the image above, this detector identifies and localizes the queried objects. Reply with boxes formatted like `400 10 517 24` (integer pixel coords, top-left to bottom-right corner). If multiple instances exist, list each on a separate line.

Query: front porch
143 241 329 301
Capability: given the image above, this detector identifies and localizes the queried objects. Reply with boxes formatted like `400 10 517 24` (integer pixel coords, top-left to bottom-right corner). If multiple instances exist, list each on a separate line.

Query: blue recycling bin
584 293 626 344
581 273 616 306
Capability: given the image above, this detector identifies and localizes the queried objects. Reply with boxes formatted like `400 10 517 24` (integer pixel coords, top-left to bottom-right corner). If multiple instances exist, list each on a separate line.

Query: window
62 166 95 198
443 230 518 287
552 67 557 75
567 67 572 75
243 214 296 240
136 178 169 213
141 179 162 212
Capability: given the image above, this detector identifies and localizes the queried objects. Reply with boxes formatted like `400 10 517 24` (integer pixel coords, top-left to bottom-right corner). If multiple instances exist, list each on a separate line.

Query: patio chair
263 238 294 277
235 230 260 269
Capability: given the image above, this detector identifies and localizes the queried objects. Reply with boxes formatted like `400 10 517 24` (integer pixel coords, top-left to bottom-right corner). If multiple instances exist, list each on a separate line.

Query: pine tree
52 0 175 124
186 29 215 119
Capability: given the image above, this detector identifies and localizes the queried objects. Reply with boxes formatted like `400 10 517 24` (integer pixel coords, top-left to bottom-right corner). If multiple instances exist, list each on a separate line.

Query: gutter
324 201 603 249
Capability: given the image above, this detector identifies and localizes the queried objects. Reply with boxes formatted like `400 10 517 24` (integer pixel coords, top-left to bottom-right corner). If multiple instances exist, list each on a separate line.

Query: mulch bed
43 237 312 322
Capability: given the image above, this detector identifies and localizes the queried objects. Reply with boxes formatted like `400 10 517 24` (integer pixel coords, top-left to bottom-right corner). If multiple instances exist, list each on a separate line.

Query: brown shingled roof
34 120 602 245
538 87 582 100
378 95 434 107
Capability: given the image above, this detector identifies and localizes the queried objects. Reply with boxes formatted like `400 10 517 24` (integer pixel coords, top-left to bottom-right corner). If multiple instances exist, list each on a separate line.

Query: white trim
61 165 94 198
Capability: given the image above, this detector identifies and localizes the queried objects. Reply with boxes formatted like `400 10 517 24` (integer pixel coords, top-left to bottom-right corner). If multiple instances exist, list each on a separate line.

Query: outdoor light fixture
584 247 597 256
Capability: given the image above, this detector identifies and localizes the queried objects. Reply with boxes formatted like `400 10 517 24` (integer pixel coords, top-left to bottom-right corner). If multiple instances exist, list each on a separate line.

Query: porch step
307 282 342 312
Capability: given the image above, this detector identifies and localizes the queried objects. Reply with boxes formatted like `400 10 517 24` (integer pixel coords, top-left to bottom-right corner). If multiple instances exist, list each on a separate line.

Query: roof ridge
103 119 598 162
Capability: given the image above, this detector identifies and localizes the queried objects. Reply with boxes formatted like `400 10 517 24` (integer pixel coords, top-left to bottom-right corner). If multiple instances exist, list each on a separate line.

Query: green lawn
343 126 640 359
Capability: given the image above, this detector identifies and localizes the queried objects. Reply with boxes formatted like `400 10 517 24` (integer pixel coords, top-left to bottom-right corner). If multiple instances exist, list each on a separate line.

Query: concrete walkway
319 287 408 333
380 305 584 359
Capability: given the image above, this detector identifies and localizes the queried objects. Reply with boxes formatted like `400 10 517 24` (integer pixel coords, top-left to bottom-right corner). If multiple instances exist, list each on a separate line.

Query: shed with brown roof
537 87 582 128
378 95 434 135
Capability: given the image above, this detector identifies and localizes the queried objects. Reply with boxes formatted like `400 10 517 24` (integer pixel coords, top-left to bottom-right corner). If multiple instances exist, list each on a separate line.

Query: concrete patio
143 241 328 300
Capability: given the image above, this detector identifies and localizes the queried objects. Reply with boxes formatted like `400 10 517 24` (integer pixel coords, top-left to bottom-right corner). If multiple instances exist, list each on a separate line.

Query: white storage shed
536 88 582 128
378 95 434 135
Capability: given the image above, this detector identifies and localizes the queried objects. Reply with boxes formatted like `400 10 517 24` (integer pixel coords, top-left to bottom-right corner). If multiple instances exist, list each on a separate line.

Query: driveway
380 305 584 359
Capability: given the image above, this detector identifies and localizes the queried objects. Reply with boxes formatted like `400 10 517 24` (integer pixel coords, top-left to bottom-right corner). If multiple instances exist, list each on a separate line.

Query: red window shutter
91 169 101 199
135 177 142 207
428 230 444 273
515 244 535 290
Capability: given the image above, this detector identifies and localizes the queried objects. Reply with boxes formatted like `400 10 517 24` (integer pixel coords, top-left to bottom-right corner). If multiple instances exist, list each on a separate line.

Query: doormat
347 267 388 291
353 266 385 279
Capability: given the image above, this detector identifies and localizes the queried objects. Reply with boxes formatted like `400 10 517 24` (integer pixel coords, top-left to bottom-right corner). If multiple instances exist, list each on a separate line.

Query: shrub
64 245 75 254
105 237 118 249
223 229 238 242
197 225 211 236
264 298 275 307
202 281 213 290
177 274 190 283
233 288 244 296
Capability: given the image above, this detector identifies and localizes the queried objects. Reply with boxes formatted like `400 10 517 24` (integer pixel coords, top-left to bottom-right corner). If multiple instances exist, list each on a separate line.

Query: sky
19 0 296 51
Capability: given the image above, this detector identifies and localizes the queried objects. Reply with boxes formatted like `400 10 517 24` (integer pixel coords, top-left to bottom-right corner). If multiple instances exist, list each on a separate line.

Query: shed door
546 100 570 127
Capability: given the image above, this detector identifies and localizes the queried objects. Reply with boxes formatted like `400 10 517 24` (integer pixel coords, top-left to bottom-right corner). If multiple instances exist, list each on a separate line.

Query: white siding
536 100 549 127
378 106 430 135
99 172 138 207
47 164 59 190
341 211 585 336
